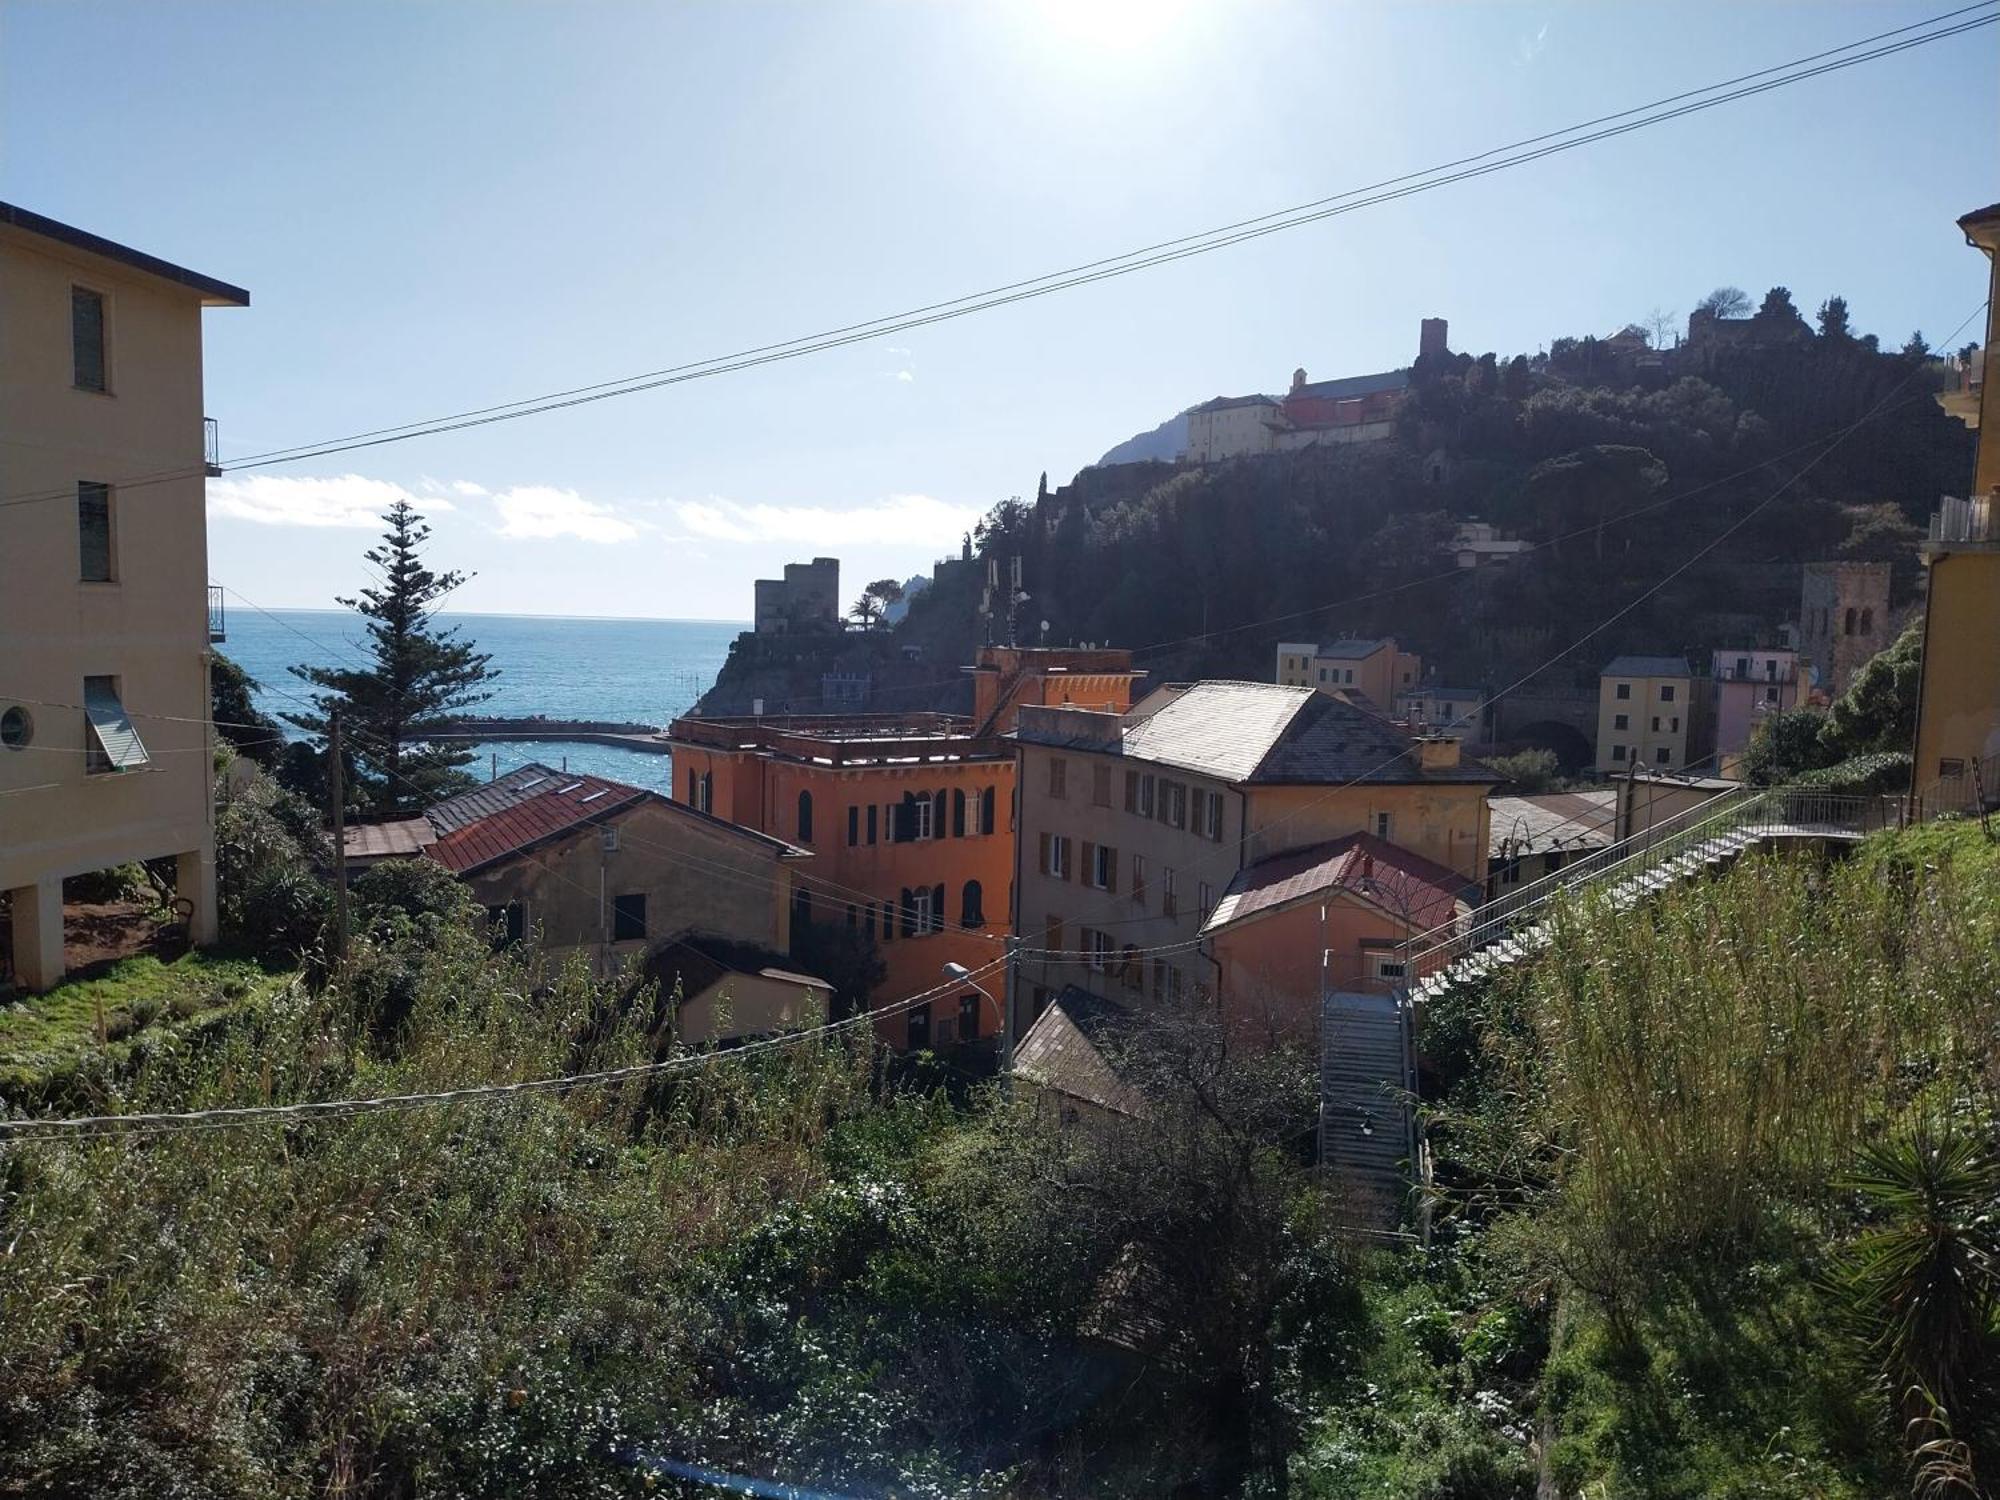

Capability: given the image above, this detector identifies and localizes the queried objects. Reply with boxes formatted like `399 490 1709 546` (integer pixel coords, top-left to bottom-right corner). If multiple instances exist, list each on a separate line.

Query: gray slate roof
1601 655 1693 678
1191 393 1279 412
1314 637 1392 660
1292 370 1410 400
1023 682 1497 786
1487 790 1617 857
425 763 575 834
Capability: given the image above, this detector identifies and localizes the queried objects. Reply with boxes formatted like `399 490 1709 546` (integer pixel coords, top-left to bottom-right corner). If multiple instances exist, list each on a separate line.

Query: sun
1023 0 1197 55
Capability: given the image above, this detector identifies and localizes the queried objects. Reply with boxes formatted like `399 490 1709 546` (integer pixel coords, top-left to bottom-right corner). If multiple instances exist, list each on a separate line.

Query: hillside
702 318 1974 722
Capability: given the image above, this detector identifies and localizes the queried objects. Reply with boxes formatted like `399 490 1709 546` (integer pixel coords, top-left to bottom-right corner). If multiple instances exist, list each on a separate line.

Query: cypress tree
286 500 496 814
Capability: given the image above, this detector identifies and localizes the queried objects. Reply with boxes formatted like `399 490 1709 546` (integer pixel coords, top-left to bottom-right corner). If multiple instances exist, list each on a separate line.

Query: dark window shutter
1124 771 1138 812
1039 832 1050 873
895 793 916 843
848 805 859 846
932 884 945 933
981 786 995 835
952 788 966 837
1106 848 1118 894
900 888 916 938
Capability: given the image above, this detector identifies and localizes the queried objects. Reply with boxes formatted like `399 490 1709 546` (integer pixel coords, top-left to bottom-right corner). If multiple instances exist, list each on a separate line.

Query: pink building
1711 648 1800 764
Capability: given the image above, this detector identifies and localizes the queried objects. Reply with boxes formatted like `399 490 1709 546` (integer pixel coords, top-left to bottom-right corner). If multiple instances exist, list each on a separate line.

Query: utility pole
1000 932 1019 1076
329 706 348 967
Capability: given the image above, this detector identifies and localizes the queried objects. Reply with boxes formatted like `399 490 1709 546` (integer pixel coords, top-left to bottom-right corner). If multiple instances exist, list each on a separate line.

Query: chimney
1416 734 1461 770
1360 851 1375 881
1419 317 1449 359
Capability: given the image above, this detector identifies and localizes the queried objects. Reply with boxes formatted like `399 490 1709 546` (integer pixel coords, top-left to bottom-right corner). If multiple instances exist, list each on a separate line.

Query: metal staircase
1318 989 1420 1232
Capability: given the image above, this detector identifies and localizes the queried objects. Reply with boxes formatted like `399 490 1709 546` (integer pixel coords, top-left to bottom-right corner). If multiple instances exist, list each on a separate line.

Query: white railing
1402 787 1888 983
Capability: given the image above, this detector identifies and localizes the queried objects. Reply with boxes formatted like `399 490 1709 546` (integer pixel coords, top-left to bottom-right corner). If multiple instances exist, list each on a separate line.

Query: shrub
240 867 329 967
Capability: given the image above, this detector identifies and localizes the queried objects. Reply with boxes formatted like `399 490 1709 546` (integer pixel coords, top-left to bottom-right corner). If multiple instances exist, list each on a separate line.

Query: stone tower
1419 317 1450 359
1798 561 1891 700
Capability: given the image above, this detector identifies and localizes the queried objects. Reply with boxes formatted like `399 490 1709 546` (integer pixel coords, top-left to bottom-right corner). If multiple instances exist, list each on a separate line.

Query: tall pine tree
286 500 496 815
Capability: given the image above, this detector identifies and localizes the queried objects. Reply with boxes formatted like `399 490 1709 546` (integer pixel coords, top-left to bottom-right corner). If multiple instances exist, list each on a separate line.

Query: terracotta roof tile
1203 832 1474 935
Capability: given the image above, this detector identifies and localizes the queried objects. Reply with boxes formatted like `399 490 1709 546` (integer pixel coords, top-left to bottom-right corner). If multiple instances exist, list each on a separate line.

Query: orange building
667 646 1139 1048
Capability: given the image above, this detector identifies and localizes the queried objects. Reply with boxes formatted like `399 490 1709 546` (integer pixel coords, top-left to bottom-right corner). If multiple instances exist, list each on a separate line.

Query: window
958 991 981 1041
1615 682 1632 700
1670 716 1679 732
1765 659 1778 681
1940 757 1968 778
1163 867 1178 917
1613 713 1628 730
1367 951 1406 984
1130 854 1148 906
1766 687 1780 704
72 286 106 392
612 893 647 942
1044 914 1064 954
796 790 813 844
1136 773 1155 818
1048 756 1067 798
1084 928 1116 971
698 772 712 813
78 482 112 582
1092 763 1112 807
1041 832 1071 879
1844 607 1857 636
1124 770 1140 812
1162 781 1187 829
961 880 984 928
906 1003 931 1051
1344 669 1355 684
1318 667 1328 682
1652 716 1661 732
686 768 698 803
1736 656 1750 679
82 675 148 773
1197 789 1223 840
600 824 619 853
1659 685 1676 703
1198 881 1214 919
848 805 859 846
1654 746 1671 764
867 804 878 845
1374 811 1391 841
1084 842 1117 892
1612 743 1628 762
896 792 934 842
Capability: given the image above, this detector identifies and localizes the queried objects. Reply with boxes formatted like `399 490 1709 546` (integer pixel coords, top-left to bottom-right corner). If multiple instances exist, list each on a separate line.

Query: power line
0 5 1988 518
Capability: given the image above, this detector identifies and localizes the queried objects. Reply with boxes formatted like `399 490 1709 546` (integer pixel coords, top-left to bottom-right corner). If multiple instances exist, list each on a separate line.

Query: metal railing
1911 750 2000 822
204 417 221 476
207 584 225 643
1401 787 1888 984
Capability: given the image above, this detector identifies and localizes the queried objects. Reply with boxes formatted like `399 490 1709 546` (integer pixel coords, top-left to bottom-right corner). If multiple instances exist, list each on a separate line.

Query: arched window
796 789 813 844
952 788 967 838
980 785 996 836
1844 607 1857 636
1860 607 1874 635
699 772 713 813
961 879 984 928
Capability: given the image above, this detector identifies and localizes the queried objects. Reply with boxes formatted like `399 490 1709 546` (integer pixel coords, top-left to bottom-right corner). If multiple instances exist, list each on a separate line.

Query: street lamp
943 961 1011 1073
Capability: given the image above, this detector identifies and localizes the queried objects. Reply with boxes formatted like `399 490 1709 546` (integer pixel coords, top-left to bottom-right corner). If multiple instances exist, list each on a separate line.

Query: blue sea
221 609 742 793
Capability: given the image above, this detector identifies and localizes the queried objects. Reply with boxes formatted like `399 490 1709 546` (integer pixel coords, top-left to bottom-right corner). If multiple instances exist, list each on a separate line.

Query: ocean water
220 609 742 792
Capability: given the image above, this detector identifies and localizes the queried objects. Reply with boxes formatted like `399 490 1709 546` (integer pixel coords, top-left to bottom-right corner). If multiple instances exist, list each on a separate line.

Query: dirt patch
0 898 182 989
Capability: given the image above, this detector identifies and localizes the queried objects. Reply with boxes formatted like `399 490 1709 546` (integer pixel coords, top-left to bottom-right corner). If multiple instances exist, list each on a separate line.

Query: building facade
752 556 841 635
668 647 1140 1048
1595 656 1713 776
0 203 247 990
1710 647 1801 765
1275 638 1423 712
1010 682 1492 1046
1798 560 1891 701
1911 202 2000 799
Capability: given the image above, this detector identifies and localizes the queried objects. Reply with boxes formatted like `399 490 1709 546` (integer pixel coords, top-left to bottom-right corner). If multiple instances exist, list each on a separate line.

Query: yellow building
1595 655 1713 777
0 204 247 990
1912 202 2000 803
1274 637 1422 712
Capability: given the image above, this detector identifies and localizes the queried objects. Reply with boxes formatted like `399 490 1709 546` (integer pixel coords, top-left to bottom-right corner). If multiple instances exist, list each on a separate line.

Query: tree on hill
1523 444 1666 561
286 500 496 816
1644 307 1677 348
1817 295 1852 342
211 653 284 767
1697 286 1751 320
1822 619 1922 757
1900 330 1931 362
1484 747 1563 792
1741 706 1836 785
1757 286 1800 322
849 578 905 630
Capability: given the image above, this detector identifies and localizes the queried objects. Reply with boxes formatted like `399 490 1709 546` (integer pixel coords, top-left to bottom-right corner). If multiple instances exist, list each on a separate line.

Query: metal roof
0 201 250 306
1601 654 1693 678
1202 832 1474 935
1012 989 1147 1119
1486 790 1617 858
1290 369 1409 401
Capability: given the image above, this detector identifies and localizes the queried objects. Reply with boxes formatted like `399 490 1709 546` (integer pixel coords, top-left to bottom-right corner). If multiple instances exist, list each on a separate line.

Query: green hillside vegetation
879 306 1972 702
4 768 1997 1494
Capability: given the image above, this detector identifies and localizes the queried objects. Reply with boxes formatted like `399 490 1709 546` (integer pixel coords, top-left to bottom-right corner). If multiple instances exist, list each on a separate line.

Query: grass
0 951 282 1095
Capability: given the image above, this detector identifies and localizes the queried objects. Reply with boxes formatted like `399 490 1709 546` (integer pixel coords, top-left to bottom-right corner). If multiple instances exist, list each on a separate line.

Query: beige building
1912 202 2000 802
1595 655 1713 776
0 203 246 990
1275 637 1423 712
1010 682 1492 1042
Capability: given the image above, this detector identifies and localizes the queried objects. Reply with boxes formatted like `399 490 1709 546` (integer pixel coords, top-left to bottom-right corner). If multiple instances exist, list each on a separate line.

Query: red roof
426 773 647 874
1202 832 1472 936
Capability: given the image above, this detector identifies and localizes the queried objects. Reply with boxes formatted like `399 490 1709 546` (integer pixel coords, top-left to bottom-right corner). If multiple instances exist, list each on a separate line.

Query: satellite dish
1040 620 1051 634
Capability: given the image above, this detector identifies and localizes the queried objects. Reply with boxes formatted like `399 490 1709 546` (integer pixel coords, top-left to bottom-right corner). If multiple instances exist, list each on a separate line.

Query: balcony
1926 493 1999 552
208 584 225 643
204 416 221 477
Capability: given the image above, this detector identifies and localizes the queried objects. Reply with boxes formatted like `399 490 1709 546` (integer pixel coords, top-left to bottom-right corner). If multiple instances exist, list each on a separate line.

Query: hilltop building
668 646 1141 1048
1275 638 1423 712
1798 561 1891 700
1448 521 1531 569
1181 319 1446 463
1011 681 1493 1045
1911 202 2000 801
1711 647 1801 765
753 556 841 635
1595 656 1715 776
1395 685 1492 739
0 203 247 991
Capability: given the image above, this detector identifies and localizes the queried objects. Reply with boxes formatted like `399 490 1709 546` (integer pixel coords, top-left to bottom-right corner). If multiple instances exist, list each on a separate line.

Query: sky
2 1 1994 620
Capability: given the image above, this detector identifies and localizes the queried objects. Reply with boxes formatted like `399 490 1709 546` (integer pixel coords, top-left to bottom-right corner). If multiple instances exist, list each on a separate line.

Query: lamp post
943 960 1011 1075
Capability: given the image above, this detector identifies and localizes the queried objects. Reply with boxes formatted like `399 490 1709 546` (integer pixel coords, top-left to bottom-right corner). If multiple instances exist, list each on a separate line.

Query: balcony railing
1929 493 1998 546
208 584 225 643
204 417 221 477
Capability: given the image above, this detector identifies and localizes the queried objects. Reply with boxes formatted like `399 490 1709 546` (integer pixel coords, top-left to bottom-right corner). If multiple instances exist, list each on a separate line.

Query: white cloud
451 479 490 497
1516 20 1548 63
207 473 448 529
490 484 640 543
895 369 915 383
671 492 983 548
